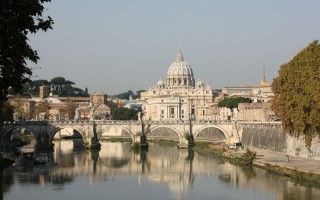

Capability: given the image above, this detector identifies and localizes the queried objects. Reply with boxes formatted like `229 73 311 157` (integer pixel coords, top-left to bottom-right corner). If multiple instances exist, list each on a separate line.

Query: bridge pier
177 136 195 149
36 135 54 150
82 122 101 149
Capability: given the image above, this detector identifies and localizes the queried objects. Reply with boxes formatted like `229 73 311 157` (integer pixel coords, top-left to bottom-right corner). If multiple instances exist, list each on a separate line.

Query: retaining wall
240 123 320 160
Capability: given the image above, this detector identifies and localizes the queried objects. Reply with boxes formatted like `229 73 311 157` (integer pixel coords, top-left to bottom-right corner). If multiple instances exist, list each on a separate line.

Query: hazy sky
29 0 320 95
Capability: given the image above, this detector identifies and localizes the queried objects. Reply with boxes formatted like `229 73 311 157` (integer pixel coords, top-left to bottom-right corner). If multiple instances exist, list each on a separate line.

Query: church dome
166 49 195 88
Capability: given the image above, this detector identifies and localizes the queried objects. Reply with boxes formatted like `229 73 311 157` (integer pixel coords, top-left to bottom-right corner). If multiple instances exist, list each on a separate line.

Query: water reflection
1 140 320 200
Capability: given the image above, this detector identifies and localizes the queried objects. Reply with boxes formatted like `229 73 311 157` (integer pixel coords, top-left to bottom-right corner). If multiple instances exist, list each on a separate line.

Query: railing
2 119 282 126
1 120 49 126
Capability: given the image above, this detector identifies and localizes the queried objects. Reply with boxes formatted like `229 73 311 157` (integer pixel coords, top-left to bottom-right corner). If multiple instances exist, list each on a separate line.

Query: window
182 110 184 114
171 108 174 114
161 110 164 114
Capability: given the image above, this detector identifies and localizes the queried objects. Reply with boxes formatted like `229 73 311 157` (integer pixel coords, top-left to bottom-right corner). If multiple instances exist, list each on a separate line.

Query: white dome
166 49 195 88
166 61 194 77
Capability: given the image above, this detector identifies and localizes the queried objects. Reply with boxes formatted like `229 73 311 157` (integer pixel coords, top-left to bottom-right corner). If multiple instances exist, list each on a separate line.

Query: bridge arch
0 126 38 150
194 125 229 142
148 126 181 140
48 126 84 142
97 125 134 140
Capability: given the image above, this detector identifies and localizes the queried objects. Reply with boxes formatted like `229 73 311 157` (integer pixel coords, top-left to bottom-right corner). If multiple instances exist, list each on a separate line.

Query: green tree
114 90 134 100
111 107 140 120
218 97 252 109
84 87 89 96
0 101 14 121
50 77 74 86
272 40 320 148
0 0 53 102
136 90 145 99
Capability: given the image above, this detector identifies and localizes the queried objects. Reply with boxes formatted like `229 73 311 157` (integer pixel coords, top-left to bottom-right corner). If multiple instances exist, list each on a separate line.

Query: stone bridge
0 120 240 149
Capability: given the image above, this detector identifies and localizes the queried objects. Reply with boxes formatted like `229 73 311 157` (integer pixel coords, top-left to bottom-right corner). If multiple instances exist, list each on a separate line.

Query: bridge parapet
1 120 49 126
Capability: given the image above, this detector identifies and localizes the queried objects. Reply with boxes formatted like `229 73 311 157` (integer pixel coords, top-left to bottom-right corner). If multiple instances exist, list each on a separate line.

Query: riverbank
250 147 320 184
202 143 320 185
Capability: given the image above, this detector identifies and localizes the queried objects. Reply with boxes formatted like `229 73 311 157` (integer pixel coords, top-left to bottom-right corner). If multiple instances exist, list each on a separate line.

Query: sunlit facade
140 50 218 121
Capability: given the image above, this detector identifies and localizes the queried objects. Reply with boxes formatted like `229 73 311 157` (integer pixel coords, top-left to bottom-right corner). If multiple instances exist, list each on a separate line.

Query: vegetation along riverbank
194 142 320 185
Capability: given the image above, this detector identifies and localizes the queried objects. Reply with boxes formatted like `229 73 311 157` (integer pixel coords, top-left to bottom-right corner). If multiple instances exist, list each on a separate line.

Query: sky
29 0 320 95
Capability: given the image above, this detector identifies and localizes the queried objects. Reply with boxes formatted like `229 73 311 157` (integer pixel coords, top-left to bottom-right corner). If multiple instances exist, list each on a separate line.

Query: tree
111 107 140 120
272 40 320 148
33 100 49 118
84 87 89 96
218 97 252 109
114 90 145 100
0 101 14 121
59 102 77 120
50 77 74 85
136 90 145 99
0 0 53 102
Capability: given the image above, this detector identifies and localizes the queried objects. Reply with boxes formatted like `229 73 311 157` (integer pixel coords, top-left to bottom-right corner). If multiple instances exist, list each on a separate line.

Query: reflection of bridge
0 120 239 148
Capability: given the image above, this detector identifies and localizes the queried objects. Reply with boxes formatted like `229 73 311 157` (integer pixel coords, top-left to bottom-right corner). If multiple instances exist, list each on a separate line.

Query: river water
1 140 320 200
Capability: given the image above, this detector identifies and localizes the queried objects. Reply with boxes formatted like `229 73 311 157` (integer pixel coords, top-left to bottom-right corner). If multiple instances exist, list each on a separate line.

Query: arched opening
148 127 179 140
53 128 82 140
99 126 132 141
1 127 37 158
50 127 86 168
196 127 226 142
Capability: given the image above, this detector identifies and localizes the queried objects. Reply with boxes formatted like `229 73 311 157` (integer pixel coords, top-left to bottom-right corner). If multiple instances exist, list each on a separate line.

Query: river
1 140 320 200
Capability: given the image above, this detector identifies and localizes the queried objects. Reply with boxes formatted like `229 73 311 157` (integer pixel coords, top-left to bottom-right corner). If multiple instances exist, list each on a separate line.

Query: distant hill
113 90 145 100
18 77 89 97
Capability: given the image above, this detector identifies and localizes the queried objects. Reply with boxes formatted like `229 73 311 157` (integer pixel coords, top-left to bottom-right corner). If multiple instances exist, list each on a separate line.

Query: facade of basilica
140 49 218 121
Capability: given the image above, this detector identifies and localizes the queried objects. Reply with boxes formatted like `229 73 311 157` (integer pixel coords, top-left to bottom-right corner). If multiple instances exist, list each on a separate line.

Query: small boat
34 153 48 164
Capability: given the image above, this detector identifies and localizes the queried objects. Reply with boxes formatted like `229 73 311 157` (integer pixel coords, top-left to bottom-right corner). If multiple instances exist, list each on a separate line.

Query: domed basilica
140 49 217 121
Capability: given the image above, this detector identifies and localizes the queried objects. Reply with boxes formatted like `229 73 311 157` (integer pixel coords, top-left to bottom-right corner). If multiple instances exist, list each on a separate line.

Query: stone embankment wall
240 123 320 160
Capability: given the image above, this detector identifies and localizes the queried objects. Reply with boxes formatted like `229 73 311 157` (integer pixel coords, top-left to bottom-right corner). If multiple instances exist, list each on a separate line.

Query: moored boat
34 153 48 164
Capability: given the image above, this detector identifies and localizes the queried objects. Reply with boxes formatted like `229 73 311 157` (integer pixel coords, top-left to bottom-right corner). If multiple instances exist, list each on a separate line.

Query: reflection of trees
140 150 150 174
240 167 256 183
1 171 14 200
50 174 74 186
187 149 195 189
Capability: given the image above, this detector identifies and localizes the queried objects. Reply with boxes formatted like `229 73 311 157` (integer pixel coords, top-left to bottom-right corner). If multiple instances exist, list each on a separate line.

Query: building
94 103 111 120
9 98 36 119
220 80 273 103
91 91 108 107
39 85 49 99
140 49 218 121
237 102 277 121
216 79 277 121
